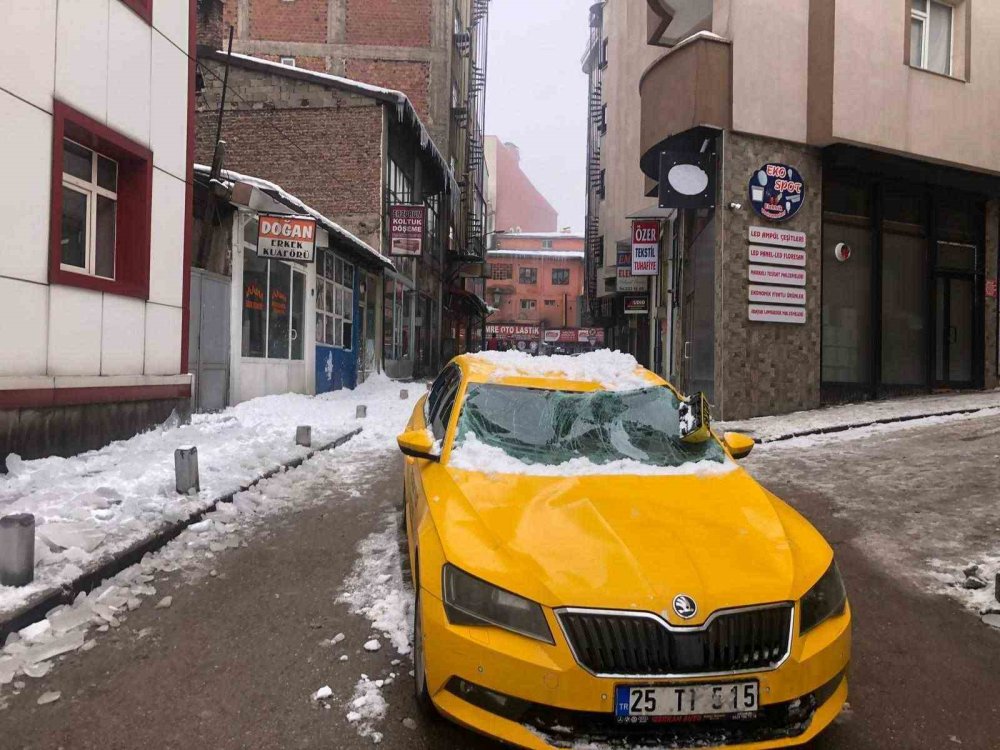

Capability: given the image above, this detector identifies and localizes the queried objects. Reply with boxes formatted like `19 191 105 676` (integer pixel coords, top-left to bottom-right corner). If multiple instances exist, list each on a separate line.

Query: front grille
558 605 793 676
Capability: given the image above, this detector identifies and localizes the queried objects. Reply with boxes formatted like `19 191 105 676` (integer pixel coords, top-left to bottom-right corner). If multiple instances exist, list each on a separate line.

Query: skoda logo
673 594 698 620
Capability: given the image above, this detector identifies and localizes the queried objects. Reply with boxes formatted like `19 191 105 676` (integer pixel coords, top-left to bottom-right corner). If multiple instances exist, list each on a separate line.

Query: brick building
486 232 585 350
485 136 559 233
209 0 493 358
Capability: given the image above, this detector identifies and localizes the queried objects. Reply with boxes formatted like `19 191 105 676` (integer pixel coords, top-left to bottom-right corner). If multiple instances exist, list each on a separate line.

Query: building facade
636 0 1000 419
485 136 559 233
214 0 492 359
1 0 195 468
486 232 585 350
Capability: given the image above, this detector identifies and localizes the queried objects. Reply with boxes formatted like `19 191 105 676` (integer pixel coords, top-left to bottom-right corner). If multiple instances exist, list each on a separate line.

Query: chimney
504 141 520 164
197 0 226 53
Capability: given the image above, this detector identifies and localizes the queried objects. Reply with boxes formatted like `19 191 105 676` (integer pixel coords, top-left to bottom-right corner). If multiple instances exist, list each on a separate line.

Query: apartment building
485 136 559 233
1 0 195 467
212 0 492 359
596 0 1000 421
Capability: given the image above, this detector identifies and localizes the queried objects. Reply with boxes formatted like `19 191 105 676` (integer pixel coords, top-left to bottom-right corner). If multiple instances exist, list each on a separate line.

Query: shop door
935 275 975 387
358 272 378 383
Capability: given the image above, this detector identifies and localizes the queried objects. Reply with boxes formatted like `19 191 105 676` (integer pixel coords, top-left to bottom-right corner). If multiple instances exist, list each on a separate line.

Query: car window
426 364 460 424
452 384 727 468
428 366 462 439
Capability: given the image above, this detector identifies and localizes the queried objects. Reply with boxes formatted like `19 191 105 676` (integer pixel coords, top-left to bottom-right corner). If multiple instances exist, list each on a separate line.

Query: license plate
614 681 758 723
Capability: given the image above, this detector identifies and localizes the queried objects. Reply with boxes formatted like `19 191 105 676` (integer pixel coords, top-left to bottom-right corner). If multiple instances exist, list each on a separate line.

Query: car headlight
799 560 847 635
442 564 554 644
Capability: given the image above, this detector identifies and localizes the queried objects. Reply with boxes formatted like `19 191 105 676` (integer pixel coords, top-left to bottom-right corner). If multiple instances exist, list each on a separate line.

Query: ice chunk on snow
23 629 86 665
36 691 61 705
37 523 106 553
23 660 51 678
311 685 333 701
20 620 52 643
47 606 95 634
154 596 173 609
363 639 381 652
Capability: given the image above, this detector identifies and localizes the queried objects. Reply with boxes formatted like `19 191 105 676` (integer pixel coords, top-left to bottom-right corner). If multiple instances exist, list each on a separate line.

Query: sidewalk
0 376 421 626
717 389 1000 443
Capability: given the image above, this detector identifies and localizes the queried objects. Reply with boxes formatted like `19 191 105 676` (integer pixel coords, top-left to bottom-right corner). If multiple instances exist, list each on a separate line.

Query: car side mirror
723 431 755 460
397 428 440 461
679 391 712 443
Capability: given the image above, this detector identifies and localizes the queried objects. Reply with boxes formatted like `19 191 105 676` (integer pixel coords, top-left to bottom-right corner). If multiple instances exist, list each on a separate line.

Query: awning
445 286 491 319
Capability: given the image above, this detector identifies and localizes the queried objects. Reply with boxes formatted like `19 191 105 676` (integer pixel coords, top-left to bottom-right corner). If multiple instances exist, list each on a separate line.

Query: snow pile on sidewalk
718 389 1000 442
345 674 389 743
0 375 420 620
474 349 654 391
450 432 736 477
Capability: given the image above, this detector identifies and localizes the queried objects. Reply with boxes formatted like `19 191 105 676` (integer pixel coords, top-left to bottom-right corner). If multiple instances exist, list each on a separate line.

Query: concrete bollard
399 389 409 400
0 513 36 587
356 405 367 419
296 425 312 447
175 446 200 495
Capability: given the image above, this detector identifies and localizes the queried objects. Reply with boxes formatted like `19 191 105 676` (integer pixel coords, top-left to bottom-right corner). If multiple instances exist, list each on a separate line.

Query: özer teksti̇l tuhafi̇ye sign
257 214 317 262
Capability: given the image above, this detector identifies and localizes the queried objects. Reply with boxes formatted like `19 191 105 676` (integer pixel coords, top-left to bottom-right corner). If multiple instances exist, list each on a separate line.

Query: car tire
412 564 439 719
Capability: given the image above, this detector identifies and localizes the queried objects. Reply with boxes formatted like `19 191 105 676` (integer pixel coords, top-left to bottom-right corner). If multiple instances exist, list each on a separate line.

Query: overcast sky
485 0 593 233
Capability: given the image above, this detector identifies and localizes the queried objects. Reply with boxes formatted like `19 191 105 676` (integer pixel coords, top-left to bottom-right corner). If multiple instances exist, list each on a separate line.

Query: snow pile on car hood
449 432 735 477
473 350 654 391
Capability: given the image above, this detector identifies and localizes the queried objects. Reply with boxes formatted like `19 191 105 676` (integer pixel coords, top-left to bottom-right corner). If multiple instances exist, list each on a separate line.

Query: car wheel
412 566 439 718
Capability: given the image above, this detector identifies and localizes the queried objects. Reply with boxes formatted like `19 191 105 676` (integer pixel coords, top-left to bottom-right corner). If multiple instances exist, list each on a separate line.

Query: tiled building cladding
215 0 438 141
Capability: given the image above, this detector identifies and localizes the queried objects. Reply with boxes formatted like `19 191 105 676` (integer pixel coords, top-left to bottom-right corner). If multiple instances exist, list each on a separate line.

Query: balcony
638 33 731 180
646 0 713 47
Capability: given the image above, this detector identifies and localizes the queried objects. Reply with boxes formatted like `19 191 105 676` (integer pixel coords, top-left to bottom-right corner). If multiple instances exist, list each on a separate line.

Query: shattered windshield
453 384 727 468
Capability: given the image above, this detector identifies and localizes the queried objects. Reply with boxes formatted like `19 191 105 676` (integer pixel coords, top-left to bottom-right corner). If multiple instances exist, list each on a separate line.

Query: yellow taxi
397 352 850 749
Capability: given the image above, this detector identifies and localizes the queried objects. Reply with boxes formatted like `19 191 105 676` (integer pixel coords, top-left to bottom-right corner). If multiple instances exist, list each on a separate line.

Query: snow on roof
467 350 657 391
195 164 393 270
210 51 458 204
499 231 585 239
488 250 585 259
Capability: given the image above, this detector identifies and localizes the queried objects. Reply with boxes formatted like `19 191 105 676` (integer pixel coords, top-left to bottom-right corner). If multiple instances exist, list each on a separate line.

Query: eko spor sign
748 163 805 222
257 214 317 262
630 220 659 276
389 204 427 257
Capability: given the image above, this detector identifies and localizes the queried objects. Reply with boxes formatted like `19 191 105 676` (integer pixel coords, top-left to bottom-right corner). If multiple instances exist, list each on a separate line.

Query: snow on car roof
462 350 661 391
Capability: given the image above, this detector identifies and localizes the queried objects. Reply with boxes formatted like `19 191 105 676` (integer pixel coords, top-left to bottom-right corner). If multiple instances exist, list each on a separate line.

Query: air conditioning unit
454 31 471 55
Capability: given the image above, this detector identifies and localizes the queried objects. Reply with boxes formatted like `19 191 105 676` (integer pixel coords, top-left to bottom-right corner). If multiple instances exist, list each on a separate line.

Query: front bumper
422 590 851 749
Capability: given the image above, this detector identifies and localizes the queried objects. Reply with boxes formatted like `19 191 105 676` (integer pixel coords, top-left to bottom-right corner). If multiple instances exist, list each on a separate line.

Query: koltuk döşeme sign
748 163 805 222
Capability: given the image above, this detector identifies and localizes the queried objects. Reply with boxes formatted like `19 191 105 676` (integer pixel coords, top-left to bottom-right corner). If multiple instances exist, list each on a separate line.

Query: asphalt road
3 416 1000 749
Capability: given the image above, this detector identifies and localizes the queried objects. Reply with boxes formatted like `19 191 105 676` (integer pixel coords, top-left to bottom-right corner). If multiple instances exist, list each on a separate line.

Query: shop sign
630 220 660 276
624 295 649 315
658 151 716 210
389 204 426 257
543 328 606 344
748 264 806 287
748 226 807 248
749 304 806 324
748 284 806 305
748 244 806 268
986 279 998 299
616 247 648 292
748 163 805 222
257 214 316 262
487 324 540 340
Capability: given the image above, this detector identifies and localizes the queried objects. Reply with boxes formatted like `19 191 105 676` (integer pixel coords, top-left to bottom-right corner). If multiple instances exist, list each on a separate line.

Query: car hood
436 464 830 626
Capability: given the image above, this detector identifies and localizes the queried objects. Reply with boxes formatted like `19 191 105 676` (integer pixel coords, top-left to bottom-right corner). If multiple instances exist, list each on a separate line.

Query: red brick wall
195 105 383 229
259 54 328 73
251 0 328 43
345 0 431 46
345 59 430 122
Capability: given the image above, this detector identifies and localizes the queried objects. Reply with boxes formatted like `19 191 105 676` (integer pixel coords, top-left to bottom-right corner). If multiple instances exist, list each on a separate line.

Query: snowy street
1 396 1000 748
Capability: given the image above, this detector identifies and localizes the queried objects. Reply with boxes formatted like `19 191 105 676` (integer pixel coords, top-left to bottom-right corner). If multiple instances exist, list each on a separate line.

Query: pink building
485 136 558 233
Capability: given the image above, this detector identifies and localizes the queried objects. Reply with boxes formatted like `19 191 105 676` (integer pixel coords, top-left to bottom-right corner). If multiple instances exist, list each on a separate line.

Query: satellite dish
667 164 709 196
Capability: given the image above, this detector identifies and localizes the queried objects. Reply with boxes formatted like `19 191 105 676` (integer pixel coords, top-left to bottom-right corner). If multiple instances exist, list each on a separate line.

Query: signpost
256 214 317 262
630 220 659 276
389 204 427 257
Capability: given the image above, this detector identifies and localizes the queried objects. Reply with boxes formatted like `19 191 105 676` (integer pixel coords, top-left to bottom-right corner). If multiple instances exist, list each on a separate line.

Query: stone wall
714 131 823 420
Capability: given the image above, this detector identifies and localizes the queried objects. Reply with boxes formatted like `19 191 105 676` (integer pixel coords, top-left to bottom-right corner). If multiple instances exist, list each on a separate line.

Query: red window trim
120 0 153 25
49 100 153 300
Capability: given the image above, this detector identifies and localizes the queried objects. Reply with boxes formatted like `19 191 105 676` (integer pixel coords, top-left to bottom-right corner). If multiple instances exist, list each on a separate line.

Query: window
599 38 609 69
910 0 953 75
544 299 557 307
519 267 538 284
241 216 306 360
49 101 152 299
316 249 355 350
520 299 537 311
61 139 118 280
599 103 608 134
552 268 570 285
427 364 462 439
541 239 553 249
598 169 606 200
280 56 296 67
491 263 513 280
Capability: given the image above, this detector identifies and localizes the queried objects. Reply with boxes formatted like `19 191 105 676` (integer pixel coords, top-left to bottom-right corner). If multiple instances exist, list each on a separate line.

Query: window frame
519 266 538 285
541 239 554 249
490 262 513 280
551 267 570 285
279 56 297 67
910 0 954 76
315 248 355 352
520 299 537 311
49 100 152 299
61 139 119 280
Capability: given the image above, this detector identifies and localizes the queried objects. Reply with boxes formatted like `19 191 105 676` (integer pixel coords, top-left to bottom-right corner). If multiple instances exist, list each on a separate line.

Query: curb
0 427 362 644
739 405 994 444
